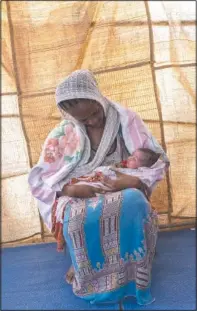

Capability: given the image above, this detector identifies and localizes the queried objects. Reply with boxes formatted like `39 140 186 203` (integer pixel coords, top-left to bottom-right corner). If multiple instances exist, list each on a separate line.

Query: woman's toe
66 266 75 284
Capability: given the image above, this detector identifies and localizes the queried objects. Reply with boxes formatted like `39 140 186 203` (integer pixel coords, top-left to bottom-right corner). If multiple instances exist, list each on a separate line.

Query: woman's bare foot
66 265 75 284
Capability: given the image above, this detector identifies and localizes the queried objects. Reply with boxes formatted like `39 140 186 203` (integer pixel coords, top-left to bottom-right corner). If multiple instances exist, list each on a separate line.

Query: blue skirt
63 188 158 305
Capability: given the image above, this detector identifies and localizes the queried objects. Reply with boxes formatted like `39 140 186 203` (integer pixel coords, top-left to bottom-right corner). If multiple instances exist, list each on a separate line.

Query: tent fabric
1 1 196 244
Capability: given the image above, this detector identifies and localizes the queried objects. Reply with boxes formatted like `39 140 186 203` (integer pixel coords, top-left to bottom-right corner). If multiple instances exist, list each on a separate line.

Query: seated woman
28 69 169 306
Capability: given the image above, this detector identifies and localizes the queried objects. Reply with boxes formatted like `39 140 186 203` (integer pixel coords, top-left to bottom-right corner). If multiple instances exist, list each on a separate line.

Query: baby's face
127 150 143 169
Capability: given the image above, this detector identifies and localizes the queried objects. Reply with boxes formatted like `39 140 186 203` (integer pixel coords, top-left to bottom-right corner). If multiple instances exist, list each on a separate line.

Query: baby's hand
112 162 126 168
115 163 123 168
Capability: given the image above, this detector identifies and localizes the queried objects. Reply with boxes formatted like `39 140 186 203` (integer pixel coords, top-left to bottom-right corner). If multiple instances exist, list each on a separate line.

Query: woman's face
65 99 105 129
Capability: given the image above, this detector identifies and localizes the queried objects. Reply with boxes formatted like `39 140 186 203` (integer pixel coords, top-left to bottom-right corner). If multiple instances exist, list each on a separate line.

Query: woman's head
55 70 107 128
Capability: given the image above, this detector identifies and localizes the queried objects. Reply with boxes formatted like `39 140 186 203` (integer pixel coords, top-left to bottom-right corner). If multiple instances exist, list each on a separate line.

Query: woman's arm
60 184 106 198
101 170 150 198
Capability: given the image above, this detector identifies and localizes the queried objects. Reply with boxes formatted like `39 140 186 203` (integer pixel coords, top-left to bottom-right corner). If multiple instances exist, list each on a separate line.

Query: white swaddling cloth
71 161 166 191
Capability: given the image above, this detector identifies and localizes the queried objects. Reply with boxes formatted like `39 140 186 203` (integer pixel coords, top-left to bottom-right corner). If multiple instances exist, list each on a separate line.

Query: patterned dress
63 134 158 305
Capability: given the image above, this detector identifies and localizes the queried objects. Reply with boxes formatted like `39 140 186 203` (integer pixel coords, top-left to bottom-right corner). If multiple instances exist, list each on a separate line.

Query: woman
28 70 169 306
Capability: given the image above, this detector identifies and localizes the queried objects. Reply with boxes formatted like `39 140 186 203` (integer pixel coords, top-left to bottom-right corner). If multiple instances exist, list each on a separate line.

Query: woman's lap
63 188 158 305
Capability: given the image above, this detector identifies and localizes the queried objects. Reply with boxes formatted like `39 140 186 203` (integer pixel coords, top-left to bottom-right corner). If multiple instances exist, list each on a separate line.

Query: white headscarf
55 69 108 116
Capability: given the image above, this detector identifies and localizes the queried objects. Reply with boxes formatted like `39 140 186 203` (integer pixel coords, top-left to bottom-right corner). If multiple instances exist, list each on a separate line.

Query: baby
68 148 161 190
114 148 160 169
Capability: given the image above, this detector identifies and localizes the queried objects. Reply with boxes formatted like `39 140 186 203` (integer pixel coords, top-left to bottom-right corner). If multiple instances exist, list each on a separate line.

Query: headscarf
55 69 108 115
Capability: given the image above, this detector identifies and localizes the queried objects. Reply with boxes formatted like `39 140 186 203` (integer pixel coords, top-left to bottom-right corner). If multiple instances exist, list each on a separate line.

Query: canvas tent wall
1 1 196 246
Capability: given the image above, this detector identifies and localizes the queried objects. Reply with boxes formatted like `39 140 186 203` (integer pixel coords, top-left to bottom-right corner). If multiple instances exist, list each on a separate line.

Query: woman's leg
63 189 158 305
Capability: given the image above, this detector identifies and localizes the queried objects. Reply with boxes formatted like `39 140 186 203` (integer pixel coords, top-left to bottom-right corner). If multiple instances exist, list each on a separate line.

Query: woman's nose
86 117 97 127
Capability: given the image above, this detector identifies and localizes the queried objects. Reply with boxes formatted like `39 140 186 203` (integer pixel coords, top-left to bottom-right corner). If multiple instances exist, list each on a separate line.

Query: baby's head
127 148 161 169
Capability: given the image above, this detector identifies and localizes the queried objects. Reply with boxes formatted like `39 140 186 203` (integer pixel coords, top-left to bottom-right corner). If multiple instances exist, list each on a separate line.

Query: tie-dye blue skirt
63 188 158 306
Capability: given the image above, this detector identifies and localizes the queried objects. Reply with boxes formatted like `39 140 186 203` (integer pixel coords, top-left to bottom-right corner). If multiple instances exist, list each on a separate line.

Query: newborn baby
68 148 161 191
114 148 160 169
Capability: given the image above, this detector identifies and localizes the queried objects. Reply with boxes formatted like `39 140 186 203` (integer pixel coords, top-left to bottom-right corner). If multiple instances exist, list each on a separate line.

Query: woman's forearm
138 180 151 199
62 185 76 197
58 184 105 199
56 185 75 198
126 176 142 189
127 176 150 199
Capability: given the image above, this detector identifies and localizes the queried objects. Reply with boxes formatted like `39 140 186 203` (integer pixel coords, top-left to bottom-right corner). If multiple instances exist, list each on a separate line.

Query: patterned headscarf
55 69 108 116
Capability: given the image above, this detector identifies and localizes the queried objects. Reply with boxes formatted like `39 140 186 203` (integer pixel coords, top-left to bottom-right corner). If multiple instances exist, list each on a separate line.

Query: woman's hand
101 169 142 192
62 184 106 198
